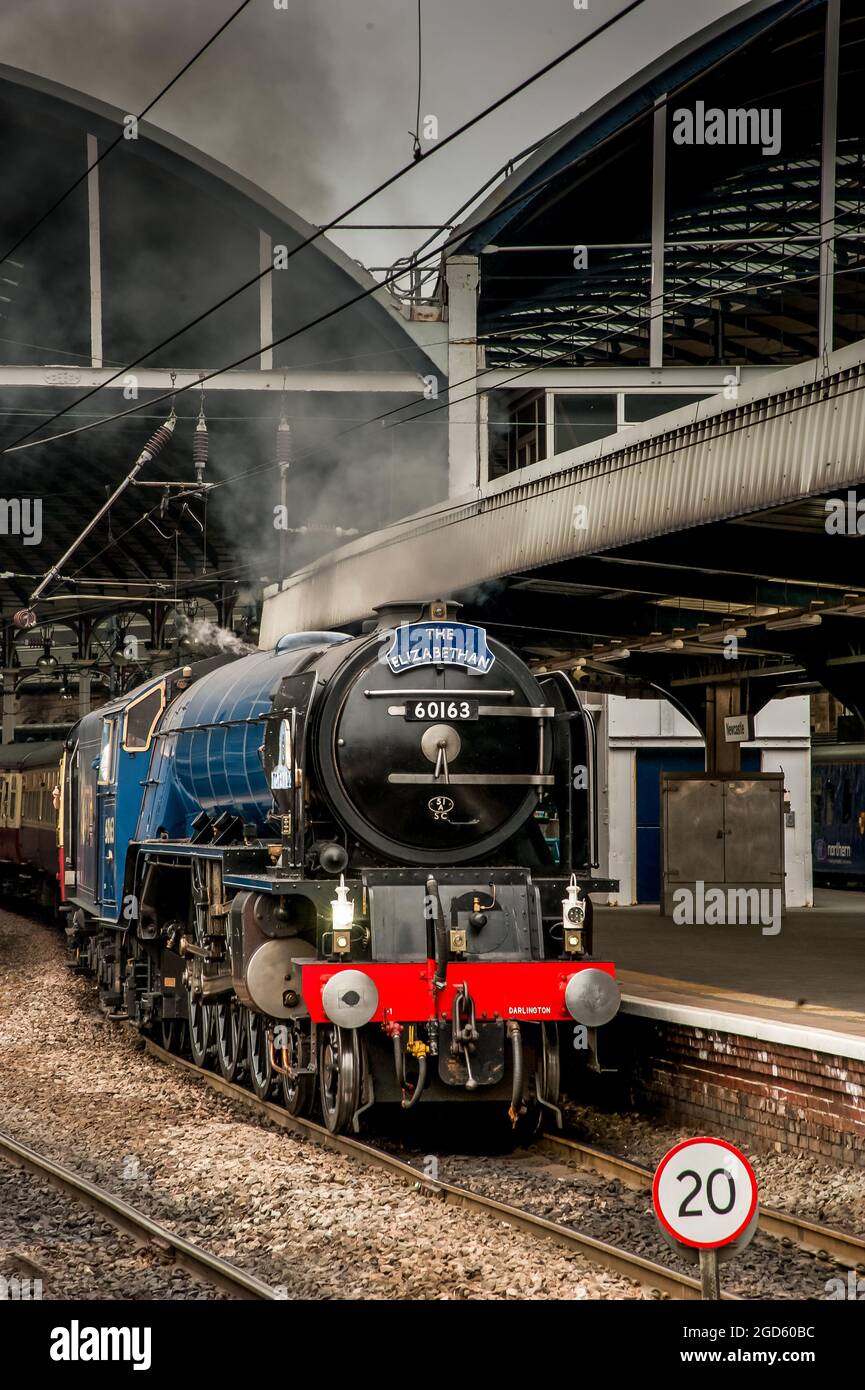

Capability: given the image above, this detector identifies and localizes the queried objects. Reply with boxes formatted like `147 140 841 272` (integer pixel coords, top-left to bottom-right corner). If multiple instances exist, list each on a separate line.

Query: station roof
254 0 865 735
0 64 442 660
449 0 864 372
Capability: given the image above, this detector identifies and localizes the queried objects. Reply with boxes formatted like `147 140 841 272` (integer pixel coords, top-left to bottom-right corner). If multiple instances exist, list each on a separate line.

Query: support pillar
259 230 273 371
705 684 742 775
819 0 840 357
2 679 16 744
78 671 92 719
86 133 103 369
445 254 481 496
649 95 667 368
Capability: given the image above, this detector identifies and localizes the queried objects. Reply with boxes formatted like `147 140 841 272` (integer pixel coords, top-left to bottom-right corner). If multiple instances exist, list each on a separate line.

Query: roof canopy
451 0 863 371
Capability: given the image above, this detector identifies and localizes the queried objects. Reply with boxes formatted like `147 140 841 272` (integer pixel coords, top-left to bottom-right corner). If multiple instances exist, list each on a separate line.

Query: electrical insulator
276 415 291 476
138 415 176 464
193 416 208 485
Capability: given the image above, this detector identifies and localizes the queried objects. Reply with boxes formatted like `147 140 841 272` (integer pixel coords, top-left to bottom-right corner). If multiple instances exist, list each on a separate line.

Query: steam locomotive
56 599 619 1134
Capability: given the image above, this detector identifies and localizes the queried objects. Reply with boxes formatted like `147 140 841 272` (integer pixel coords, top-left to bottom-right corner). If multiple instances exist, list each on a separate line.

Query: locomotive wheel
188 993 214 1069
161 1018 187 1054
246 1008 275 1100
318 1025 361 1134
215 998 246 1082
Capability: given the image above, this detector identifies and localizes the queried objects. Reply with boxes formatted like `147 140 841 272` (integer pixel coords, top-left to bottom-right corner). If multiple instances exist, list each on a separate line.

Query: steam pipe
269 1035 291 1077
400 1055 427 1109
507 1021 524 1126
392 1032 406 1089
393 1034 427 1109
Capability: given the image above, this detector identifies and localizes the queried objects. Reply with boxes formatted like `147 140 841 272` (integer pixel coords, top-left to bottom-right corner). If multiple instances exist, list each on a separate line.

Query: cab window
122 683 165 753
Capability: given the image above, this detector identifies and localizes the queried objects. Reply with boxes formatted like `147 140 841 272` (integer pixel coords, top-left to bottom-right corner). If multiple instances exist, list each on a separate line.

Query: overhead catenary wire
7 212 851 518
35 227 848 623
1 236 452 454
403 0 814 271
208 222 856 496
2 0 816 465
4 181 804 462
1 0 827 612
0 0 255 272
2 0 648 455
410 0 423 161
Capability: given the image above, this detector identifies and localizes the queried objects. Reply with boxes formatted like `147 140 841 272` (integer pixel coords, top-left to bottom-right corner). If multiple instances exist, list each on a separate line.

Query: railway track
540 1132 865 1274
0 1128 280 1301
143 1038 736 1302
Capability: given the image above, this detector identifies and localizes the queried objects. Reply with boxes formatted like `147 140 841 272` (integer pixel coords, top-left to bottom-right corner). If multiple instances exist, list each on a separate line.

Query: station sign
653 1136 758 1249
386 622 495 675
723 714 755 742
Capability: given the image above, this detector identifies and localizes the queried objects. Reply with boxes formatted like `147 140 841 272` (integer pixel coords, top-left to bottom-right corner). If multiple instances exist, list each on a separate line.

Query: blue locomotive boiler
63 600 619 1134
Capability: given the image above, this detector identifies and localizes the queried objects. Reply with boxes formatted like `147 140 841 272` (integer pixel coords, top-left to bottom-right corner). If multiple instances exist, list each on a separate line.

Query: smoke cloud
175 612 254 656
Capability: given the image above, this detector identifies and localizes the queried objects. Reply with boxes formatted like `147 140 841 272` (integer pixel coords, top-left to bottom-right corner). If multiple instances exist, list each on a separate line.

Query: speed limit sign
653 1137 758 1250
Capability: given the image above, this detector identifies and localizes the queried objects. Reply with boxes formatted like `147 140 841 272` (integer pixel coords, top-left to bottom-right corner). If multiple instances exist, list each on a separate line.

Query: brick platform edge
608 1014 865 1167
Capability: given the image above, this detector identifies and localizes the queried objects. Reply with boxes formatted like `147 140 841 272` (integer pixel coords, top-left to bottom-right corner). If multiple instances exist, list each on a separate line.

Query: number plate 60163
405 699 479 721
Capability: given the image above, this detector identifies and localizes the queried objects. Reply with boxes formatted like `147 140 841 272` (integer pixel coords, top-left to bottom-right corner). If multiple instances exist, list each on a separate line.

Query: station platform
591 890 865 1164
594 888 865 1053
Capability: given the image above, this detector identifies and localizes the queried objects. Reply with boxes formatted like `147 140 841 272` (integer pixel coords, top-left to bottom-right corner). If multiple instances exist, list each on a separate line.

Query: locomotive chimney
370 598 461 631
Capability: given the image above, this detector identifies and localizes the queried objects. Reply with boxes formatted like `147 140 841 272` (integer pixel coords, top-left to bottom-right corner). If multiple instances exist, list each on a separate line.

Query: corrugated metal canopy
261 336 865 636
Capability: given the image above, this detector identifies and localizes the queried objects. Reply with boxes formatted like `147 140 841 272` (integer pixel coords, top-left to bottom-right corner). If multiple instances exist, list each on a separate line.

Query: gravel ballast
0 908 639 1301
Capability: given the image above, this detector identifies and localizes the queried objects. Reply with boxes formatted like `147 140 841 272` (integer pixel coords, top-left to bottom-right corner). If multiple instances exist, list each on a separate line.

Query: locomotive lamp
562 874 585 954
331 875 354 956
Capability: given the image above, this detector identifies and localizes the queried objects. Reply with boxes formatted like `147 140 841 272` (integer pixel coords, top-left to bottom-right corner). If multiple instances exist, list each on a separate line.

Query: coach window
841 775 853 824
98 720 116 784
122 682 165 753
8 776 18 827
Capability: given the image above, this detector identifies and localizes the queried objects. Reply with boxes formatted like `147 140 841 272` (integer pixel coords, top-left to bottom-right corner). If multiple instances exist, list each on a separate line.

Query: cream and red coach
0 740 64 909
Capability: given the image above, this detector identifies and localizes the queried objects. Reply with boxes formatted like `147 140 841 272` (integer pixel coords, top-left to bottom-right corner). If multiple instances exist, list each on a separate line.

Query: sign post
652 1137 759 1299
698 1248 721 1301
